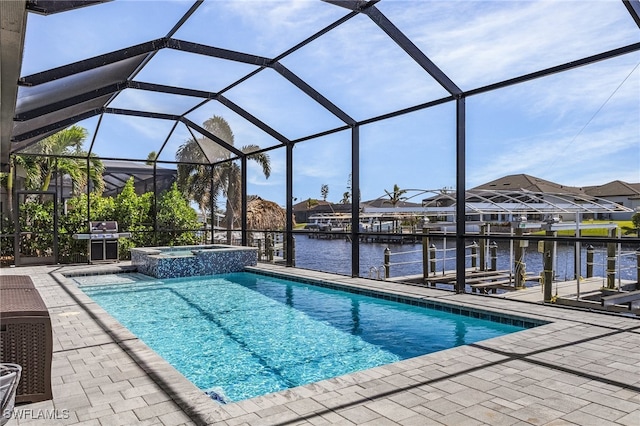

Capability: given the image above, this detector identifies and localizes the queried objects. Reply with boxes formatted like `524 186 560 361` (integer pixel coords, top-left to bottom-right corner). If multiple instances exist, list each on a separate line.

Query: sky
18 0 640 207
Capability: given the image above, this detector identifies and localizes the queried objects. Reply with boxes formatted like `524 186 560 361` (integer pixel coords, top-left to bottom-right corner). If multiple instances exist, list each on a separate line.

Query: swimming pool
76 272 533 403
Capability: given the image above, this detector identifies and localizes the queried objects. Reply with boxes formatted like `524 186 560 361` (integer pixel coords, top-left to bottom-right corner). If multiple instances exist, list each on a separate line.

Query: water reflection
294 237 638 281
351 300 362 335
455 320 467 346
286 284 293 307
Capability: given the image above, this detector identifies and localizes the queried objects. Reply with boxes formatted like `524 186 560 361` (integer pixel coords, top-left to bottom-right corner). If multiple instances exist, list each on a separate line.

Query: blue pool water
76 272 528 402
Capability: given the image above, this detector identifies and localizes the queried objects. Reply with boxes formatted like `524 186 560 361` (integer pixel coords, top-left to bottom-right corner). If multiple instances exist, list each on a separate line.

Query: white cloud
386 0 638 89
467 114 639 187
203 0 345 55
280 13 449 120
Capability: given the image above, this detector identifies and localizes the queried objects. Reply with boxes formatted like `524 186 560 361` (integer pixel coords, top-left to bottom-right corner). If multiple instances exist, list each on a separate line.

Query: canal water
293 235 638 282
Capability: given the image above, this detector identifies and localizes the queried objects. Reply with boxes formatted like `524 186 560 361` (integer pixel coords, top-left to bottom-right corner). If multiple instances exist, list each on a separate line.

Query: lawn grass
533 220 637 237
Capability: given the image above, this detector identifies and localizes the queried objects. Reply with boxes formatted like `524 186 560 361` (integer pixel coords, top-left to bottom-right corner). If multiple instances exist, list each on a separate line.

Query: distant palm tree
145 151 157 165
321 184 329 201
383 184 407 207
341 191 350 204
306 198 318 209
176 115 270 243
383 184 408 233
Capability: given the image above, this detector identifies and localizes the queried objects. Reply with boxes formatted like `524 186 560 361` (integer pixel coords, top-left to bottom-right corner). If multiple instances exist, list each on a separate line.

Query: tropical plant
146 151 158 165
622 212 640 236
306 198 318 209
58 192 116 262
176 138 216 219
176 115 271 243
320 184 329 201
0 126 104 202
344 174 352 204
33 126 103 193
17 200 54 257
219 147 270 243
156 183 200 246
341 191 350 204
115 178 148 232
383 184 407 207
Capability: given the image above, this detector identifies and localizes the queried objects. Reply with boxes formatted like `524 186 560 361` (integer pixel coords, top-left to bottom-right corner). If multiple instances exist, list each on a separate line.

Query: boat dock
389 268 541 293
389 271 639 314
305 230 420 244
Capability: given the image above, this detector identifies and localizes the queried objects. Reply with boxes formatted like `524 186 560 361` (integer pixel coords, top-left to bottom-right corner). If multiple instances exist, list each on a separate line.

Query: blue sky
19 0 640 206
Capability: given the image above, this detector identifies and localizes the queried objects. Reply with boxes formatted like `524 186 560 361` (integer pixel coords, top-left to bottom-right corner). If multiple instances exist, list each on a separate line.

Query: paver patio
2 263 639 425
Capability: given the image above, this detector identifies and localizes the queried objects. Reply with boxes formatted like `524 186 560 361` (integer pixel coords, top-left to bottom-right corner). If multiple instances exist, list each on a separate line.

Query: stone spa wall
131 245 258 278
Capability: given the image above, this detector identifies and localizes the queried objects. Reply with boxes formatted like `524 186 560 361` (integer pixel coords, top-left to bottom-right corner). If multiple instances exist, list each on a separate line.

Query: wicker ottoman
0 281 53 403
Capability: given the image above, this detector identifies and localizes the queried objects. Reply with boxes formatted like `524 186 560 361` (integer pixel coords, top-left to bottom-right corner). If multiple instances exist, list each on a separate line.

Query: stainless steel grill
73 221 131 262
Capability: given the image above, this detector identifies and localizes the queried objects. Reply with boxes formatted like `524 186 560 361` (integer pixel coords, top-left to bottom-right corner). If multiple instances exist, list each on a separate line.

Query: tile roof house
471 174 639 220
583 180 640 219
470 174 586 195
292 200 351 224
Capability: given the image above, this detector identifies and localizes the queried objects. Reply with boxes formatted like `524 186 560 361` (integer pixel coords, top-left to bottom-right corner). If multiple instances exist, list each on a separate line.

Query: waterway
293 235 638 283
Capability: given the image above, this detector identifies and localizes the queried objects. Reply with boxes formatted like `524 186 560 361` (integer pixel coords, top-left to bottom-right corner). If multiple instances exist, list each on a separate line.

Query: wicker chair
0 363 21 425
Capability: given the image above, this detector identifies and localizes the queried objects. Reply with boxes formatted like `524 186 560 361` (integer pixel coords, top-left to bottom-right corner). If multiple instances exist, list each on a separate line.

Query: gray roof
470 174 586 196
101 159 175 196
583 180 640 198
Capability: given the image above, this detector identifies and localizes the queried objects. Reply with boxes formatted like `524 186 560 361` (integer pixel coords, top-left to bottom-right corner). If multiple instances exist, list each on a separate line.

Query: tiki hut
246 196 291 230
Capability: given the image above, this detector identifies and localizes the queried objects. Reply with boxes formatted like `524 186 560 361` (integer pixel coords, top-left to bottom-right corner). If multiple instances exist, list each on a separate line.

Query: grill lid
90 221 118 233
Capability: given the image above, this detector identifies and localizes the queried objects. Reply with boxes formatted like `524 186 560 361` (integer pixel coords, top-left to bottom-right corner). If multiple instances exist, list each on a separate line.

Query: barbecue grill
73 221 131 262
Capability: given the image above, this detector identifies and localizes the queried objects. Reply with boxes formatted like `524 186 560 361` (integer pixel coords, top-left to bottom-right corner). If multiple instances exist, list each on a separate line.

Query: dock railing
252 231 294 265
383 247 423 279
586 245 640 290
383 241 480 279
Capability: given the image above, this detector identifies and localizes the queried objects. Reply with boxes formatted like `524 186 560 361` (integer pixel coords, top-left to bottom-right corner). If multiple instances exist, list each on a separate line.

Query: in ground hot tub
130 245 258 278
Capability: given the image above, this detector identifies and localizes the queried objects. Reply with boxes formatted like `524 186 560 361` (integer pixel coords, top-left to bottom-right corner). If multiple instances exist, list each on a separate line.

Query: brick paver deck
2 263 639 425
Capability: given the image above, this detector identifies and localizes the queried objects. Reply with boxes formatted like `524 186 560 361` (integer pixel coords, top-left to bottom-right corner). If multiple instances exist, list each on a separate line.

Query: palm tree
74 153 105 195
218 145 270 242
306 198 318 209
0 155 38 213
321 184 329 201
29 125 104 194
383 184 407 233
176 115 271 243
0 126 104 208
176 137 217 219
383 184 407 207
341 191 350 204
146 151 157 165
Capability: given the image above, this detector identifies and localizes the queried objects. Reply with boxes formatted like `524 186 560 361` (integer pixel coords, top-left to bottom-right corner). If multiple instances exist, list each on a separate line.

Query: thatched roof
247 196 290 230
